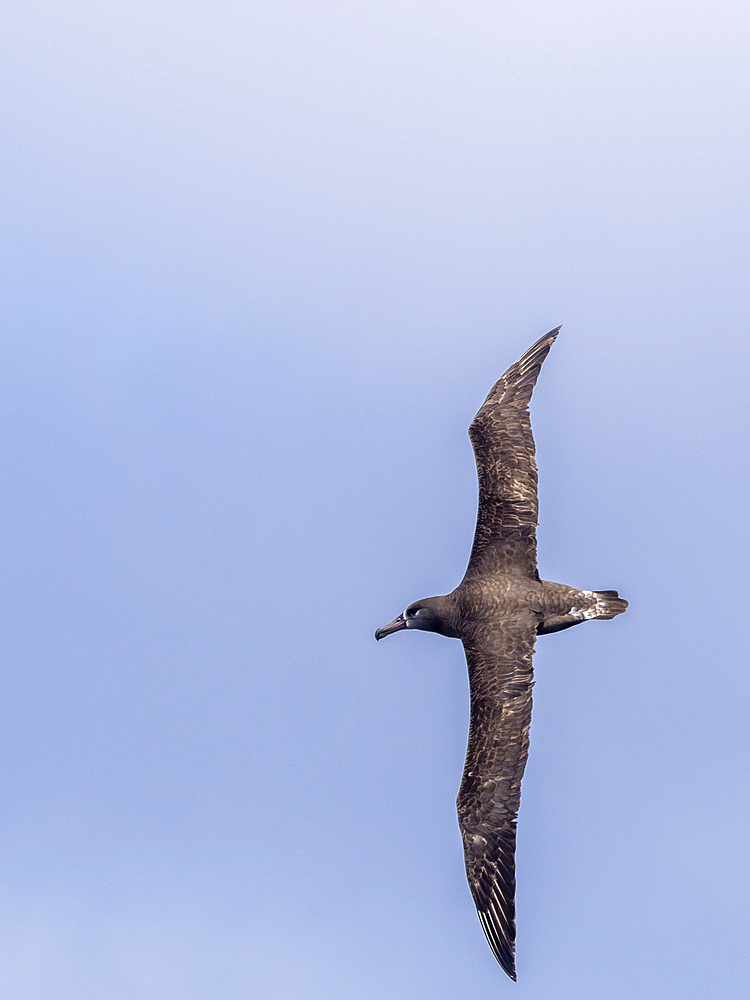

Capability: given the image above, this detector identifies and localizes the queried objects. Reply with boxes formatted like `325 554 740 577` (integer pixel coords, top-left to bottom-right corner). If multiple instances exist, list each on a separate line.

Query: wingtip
496 948 517 981
525 326 560 356
497 951 518 981
471 325 561 428
538 325 561 347
512 327 559 375
478 907 517 981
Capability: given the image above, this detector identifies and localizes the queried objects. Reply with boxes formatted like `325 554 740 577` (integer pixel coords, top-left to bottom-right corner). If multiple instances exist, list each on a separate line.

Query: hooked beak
375 614 407 640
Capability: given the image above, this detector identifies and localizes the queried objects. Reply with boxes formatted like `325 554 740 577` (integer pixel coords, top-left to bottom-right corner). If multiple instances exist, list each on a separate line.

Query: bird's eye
411 608 422 617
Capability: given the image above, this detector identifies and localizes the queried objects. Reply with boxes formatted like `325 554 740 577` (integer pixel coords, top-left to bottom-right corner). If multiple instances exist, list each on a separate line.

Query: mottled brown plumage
375 329 627 980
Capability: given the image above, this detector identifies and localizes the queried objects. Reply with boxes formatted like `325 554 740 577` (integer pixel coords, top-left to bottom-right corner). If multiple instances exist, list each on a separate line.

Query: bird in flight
375 329 627 980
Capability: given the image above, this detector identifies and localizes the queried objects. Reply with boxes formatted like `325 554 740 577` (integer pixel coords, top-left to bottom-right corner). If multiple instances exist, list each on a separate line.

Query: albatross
375 329 627 980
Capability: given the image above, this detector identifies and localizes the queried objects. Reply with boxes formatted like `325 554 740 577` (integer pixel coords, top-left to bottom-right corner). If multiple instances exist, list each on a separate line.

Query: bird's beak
375 614 407 640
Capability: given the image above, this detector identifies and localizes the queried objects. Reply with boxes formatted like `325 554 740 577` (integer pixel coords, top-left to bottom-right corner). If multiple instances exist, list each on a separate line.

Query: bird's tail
587 590 628 619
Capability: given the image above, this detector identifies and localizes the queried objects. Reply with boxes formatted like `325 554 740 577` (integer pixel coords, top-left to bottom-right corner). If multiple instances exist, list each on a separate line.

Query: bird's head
375 596 459 640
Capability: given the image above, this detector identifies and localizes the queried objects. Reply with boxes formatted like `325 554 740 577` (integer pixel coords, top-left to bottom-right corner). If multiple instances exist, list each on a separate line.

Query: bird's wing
465 328 559 581
456 613 538 980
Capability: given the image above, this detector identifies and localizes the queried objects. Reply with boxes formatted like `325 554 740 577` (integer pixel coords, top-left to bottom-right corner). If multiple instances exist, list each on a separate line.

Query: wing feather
465 328 559 581
457 614 538 980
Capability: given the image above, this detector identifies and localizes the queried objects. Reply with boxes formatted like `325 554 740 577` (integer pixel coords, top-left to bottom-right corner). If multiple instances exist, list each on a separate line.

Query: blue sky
3 2 750 997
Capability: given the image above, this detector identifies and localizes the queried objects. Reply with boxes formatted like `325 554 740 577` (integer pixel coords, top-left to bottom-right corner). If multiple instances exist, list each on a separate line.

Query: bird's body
375 329 627 980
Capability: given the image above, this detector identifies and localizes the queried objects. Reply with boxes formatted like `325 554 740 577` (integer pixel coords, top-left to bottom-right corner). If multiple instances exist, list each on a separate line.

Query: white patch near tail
570 590 628 621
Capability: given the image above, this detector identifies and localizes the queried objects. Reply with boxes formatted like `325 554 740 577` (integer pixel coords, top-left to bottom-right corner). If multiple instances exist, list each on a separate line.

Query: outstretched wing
456 613 538 980
465 328 559 581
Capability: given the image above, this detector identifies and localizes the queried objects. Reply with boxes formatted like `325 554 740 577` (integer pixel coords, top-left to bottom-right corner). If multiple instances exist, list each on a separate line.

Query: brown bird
375 329 627 980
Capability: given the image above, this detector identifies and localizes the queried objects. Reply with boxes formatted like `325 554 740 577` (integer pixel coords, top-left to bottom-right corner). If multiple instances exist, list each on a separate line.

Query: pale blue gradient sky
3 2 750 997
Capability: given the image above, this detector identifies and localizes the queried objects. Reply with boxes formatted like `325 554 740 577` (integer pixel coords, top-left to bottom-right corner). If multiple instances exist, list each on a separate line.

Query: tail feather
587 590 628 619
538 588 628 634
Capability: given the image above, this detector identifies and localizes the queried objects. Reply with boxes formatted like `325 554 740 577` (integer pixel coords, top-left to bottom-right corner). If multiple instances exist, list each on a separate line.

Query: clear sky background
3 2 750 997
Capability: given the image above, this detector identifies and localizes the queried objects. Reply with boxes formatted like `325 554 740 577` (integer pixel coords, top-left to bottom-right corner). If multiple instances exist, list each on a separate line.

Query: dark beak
375 614 407 640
